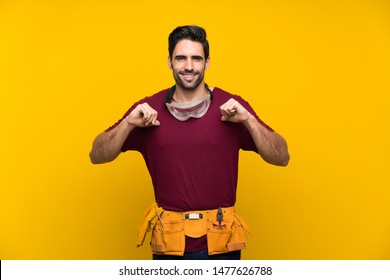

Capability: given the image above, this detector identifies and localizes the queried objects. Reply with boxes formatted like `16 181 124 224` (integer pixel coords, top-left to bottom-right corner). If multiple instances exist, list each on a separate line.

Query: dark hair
168 25 209 59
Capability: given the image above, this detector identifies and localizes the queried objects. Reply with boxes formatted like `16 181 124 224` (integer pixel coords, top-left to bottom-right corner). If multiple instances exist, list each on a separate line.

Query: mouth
180 72 198 82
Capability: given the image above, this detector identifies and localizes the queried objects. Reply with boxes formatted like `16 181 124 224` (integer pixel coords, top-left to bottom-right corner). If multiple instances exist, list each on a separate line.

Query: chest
144 108 241 153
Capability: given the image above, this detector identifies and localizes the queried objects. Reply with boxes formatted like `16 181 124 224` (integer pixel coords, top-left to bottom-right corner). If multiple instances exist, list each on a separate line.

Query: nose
184 58 194 71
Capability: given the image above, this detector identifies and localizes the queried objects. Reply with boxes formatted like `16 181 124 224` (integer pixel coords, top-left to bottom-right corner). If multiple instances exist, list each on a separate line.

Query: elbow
277 139 290 166
269 155 290 167
89 150 106 164
277 149 290 167
279 153 290 166
264 151 290 167
89 149 117 164
89 151 99 164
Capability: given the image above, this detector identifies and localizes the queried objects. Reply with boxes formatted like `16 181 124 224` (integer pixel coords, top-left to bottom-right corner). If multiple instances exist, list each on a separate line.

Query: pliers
213 207 226 230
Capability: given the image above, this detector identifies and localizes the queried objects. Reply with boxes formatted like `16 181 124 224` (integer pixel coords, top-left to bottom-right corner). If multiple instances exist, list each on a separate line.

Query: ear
205 57 210 71
168 56 173 70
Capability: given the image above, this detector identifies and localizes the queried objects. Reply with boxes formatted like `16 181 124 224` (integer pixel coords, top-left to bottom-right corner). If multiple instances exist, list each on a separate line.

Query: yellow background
1 0 389 259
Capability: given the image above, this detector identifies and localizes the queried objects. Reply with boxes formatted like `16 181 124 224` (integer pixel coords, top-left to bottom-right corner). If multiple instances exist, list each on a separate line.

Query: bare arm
220 98 290 166
242 115 290 166
89 120 134 164
89 103 160 164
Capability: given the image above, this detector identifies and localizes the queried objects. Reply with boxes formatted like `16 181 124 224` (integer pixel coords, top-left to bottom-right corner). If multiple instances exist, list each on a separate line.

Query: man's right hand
126 103 160 127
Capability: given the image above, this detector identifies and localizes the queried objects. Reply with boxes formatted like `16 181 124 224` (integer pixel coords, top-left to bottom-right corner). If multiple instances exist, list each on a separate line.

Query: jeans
153 249 241 260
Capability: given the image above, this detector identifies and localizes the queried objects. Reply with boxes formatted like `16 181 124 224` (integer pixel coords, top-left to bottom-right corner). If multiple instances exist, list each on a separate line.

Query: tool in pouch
155 206 165 230
213 207 226 230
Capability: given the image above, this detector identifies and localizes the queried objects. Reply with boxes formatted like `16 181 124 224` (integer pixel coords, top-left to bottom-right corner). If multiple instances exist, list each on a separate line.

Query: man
89 25 289 260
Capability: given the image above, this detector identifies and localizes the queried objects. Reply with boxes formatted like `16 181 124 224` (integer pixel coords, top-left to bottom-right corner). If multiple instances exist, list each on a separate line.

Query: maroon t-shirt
107 87 273 251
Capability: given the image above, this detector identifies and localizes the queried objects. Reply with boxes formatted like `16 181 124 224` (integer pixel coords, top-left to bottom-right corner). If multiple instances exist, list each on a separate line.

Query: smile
180 72 198 81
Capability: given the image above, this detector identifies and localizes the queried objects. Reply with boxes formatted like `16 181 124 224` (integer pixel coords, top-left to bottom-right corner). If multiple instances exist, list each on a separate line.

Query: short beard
173 69 205 91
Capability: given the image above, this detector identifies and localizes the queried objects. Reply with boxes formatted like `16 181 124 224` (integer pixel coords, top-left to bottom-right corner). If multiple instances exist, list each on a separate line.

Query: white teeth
181 73 196 81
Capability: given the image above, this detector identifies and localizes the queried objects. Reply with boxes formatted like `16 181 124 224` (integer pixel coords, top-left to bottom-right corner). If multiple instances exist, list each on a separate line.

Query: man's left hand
220 98 251 123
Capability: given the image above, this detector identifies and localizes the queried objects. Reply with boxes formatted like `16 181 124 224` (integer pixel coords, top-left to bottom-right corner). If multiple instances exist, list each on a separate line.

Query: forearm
89 120 135 164
243 115 290 166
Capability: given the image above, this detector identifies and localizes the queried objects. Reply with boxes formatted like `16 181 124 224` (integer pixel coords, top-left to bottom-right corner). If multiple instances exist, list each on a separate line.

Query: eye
175 56 185 61
192 56 203 62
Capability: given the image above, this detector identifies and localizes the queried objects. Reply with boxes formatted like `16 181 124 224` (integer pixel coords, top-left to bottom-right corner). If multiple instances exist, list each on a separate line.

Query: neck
174 82 208 103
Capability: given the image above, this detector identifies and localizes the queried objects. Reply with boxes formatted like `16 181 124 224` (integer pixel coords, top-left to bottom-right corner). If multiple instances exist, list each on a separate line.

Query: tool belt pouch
207 213 251 255
150 214 185 256
136 203 162 248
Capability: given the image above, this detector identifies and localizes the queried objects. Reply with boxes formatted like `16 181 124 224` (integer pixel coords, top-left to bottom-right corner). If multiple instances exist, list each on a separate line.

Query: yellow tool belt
137 203 251 256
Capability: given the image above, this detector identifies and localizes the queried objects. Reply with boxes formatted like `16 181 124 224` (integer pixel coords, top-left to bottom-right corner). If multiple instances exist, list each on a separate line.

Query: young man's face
168 39 210 91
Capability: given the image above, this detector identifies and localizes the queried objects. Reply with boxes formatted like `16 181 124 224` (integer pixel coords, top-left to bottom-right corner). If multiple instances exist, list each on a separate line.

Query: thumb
221 116 228 122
